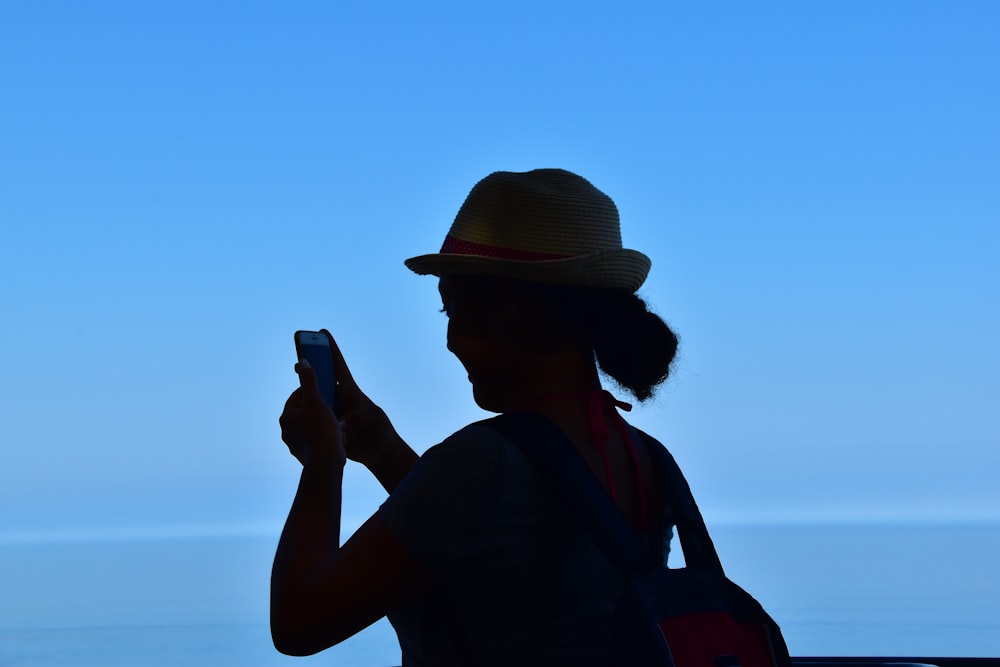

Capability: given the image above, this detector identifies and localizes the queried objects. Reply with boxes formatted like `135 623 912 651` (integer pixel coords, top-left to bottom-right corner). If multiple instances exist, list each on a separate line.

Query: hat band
440 234 572 262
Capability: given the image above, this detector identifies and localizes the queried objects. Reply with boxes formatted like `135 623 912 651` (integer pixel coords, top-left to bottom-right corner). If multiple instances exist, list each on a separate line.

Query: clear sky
1 1 998 541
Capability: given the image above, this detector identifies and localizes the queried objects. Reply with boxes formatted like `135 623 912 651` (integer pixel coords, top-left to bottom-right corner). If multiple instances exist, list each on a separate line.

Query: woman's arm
270 358 430 656
270 467 429 654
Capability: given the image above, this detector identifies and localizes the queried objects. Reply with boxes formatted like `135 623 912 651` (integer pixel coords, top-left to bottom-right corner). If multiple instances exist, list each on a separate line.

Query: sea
1 522 997 666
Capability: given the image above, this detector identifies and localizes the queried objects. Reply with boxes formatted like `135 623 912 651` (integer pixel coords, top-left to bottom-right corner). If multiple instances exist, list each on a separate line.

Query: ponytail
589 291 677 401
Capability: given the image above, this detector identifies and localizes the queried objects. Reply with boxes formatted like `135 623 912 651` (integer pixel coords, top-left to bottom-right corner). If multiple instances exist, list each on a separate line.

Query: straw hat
404 169 651 292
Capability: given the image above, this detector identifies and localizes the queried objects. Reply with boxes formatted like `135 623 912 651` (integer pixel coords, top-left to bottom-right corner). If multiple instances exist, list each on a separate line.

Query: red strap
440 234 571 261
523 390 650 531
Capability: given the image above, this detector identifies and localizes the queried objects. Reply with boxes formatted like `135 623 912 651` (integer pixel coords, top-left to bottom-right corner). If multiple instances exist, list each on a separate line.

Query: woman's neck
508 347 602 410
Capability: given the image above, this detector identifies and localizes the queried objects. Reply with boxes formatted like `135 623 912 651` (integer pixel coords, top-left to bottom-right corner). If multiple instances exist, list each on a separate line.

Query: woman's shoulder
418 420 511 470
384 421 520 509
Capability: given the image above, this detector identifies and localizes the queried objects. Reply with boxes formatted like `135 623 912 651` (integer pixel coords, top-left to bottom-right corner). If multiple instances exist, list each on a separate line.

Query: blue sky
1 1 998 540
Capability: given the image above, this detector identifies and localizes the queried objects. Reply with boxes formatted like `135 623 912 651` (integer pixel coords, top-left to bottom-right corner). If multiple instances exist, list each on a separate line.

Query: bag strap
488 411 724 575
639 427 725 574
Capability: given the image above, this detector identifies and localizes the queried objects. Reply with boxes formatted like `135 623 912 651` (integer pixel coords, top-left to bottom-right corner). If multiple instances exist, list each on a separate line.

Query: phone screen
294 331 337 411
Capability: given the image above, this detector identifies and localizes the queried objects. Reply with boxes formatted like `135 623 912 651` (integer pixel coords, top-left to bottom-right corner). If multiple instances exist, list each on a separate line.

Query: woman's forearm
364 434 419 493
342 403 420 493
270 453 345 653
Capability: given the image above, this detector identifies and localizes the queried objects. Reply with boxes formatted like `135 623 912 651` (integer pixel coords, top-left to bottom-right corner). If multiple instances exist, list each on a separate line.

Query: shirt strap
523 390 650 531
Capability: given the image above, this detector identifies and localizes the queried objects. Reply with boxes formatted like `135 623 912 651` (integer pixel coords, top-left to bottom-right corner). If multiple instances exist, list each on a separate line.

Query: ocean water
1 523 997 666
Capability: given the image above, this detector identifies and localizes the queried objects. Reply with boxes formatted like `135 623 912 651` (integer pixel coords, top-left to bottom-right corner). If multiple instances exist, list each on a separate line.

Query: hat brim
404 248 651 292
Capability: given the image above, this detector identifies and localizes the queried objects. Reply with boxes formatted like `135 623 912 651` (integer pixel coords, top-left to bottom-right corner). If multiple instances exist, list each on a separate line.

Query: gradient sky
1 1 998 541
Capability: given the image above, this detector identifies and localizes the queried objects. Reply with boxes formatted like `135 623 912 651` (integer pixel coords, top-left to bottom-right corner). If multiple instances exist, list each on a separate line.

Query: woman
272 168 679 665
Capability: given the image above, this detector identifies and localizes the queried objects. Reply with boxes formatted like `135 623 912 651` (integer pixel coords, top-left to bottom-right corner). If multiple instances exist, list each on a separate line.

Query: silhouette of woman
272 169 679 666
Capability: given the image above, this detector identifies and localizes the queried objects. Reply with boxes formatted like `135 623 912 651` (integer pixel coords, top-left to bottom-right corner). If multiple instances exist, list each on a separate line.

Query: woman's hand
279 360 346 468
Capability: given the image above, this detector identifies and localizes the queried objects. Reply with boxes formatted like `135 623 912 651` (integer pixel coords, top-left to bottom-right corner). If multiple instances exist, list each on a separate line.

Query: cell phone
294 330 337 412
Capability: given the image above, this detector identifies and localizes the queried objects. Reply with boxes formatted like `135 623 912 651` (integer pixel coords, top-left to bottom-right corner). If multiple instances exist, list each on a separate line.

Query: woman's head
412 169 678 405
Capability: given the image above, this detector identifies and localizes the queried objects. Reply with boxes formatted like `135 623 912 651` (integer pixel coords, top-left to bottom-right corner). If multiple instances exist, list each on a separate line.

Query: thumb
295 359 322 404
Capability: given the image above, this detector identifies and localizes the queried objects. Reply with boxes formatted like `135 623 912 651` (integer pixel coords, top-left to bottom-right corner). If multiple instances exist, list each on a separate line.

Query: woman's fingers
278 387 306 458
321 329 360 397
282 362 346 466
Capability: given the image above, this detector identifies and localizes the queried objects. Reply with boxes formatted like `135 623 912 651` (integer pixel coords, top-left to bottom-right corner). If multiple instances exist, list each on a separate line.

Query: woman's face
438 275 520 412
